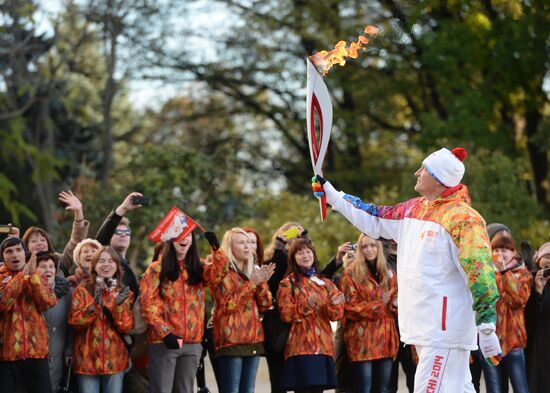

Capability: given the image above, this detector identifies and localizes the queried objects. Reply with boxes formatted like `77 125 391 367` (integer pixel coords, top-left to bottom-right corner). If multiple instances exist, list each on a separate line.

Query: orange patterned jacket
69 283 135 375
139 260 206 343
495 264 532 356
339 269 399 362
277 272 344 360
204 250 272 351
0 266 57 360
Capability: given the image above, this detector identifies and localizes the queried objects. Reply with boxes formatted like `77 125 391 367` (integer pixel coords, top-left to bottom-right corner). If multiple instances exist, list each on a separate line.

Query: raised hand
115 192 144 216
204 231 220 251
59 190 84 221
311 176 325 198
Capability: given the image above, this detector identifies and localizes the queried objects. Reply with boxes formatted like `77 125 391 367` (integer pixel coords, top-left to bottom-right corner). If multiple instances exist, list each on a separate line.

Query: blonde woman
339 234 398 393
204 228 274 393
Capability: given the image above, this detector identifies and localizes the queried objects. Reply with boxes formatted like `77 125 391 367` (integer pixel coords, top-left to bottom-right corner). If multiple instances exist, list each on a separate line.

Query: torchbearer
312 147 502 392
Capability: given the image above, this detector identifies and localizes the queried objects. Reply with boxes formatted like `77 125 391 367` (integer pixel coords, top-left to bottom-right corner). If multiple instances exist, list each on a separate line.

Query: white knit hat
73 238 102 267
422 147 467 187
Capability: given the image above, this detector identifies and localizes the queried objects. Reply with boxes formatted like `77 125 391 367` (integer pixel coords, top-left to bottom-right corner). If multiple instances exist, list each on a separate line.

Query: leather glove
311 175 326 198
204 231 220 251
115 286 131 305
163 333 181 350
478 323 503 366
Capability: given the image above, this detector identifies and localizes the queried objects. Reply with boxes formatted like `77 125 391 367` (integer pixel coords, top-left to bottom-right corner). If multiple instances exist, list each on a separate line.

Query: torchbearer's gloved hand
311 175 326 198
477 323 503 366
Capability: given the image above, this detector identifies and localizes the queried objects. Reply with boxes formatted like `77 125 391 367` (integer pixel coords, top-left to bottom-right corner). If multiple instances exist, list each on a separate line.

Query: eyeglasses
114 229 132 236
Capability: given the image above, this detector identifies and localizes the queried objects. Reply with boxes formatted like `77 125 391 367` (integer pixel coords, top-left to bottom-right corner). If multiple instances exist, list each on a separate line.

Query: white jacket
324 182 498 350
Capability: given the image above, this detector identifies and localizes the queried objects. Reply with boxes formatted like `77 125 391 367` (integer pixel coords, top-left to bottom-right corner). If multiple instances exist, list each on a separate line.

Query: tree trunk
525 109 549 210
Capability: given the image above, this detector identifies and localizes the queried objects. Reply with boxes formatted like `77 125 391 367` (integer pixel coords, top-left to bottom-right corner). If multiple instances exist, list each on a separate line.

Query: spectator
243 227 265 266
35 251 74 392
95 192 144 296
525 241 550 393
277 238 344 393
479 233 531 393
322 241 356 393
140 232 205 393
339 234 399 393
22 190 89 276
69 246 134 393
204 228 274 393
68 238 102 287
0 237 57 393
262 222 307 393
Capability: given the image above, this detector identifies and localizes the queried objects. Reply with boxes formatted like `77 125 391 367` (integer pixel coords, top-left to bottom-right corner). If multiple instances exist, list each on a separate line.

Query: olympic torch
306 58 333 221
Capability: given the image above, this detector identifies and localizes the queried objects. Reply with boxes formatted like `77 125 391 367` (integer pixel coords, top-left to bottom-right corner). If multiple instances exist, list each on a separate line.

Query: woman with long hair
69 246 134 393
204 227 274 393
139 232 206 393
339 234 398 393
277 238 345 393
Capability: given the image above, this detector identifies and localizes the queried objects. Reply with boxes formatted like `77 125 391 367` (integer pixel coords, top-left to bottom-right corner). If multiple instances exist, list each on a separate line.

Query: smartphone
543 268 550 278
282 227 300 239
131 195 150 206
0 224 12 235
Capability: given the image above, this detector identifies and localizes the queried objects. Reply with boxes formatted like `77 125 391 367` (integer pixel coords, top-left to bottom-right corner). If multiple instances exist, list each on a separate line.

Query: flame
309 25 379 76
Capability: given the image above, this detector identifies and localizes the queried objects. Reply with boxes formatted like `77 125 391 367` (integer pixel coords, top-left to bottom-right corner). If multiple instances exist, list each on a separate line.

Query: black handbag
262 307 290 353
262 278 295 353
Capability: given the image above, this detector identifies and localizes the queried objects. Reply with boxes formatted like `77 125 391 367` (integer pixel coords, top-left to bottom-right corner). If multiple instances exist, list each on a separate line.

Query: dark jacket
95 209 139 297
525 278 550 393
45 276 73 391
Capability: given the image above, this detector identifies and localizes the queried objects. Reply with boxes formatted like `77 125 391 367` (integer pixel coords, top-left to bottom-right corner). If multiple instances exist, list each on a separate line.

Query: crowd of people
1 147 550 393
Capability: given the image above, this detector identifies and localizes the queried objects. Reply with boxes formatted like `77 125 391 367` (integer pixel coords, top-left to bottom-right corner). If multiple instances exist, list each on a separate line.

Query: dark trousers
265 351 286 393
0 358 52 393
388 343 416 393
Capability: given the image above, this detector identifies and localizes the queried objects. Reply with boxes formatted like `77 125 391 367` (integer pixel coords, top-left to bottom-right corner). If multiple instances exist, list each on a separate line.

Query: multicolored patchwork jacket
324 182 498 350
339 269 399 362
0 266 57 360
495 262 532 356
204 250 272 351
69 283 134 375
277 272 344 360
139 260 206 343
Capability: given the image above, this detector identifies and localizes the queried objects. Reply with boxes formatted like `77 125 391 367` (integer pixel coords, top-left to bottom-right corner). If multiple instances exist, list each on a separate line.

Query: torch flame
309 25 379 76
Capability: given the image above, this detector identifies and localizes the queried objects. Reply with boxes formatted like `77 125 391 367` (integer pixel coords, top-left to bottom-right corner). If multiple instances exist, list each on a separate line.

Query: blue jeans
78 373 124 393
353 358 393 393
217 356 260 393
480 348 530 393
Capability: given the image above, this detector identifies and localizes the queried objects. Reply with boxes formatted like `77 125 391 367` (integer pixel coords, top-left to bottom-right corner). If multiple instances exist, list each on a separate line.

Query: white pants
414 345 476 393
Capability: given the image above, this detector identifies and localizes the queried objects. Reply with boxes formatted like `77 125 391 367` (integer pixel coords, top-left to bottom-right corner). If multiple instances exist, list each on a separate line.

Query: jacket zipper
20 296 27 357
441 296 447 331
101 293 106 373
180 272 187 342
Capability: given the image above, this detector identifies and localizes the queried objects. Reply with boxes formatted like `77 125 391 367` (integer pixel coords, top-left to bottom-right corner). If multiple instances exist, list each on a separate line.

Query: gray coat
44 276 73 392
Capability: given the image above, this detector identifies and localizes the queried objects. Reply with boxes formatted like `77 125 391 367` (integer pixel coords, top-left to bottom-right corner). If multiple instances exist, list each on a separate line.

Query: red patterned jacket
0 266 57 360
277 272 344 360
495 263 532 356
204 250 272 351
69 283 134 374
339 269 399 362
140 260 206 343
